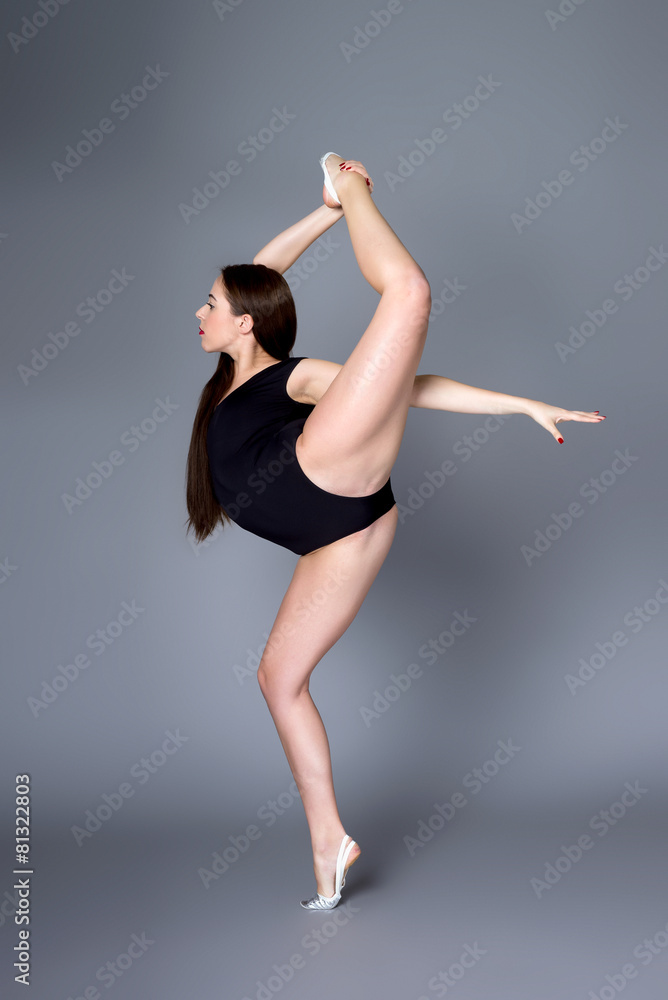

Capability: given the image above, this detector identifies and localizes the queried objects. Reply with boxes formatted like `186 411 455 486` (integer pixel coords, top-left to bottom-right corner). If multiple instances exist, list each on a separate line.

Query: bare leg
297 156 432 496
257 506 398 897
323 154 428 292
256 156 427 899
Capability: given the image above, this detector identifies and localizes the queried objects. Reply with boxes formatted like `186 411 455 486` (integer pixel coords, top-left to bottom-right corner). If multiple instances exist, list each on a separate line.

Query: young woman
185 152 605 910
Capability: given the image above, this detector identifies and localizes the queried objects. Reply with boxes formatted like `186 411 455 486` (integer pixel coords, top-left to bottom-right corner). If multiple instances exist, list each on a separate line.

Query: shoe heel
299 833 358 910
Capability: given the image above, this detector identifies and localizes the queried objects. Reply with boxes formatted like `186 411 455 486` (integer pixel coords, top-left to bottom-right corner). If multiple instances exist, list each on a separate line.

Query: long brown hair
184 263 297 543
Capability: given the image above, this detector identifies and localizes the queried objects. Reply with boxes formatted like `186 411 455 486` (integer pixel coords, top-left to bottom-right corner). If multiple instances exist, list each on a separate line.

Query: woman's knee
257 662 278 701
389 270 431 308
409 276 432 320
257 659 308 705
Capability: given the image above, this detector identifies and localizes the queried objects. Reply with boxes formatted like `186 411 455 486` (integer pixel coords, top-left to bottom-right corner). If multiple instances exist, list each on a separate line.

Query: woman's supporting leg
297 157 432 497
257 505 398 898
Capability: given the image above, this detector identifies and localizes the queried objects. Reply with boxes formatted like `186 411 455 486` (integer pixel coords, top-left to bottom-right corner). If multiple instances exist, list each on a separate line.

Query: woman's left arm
253 204 343 274
411 375 605 443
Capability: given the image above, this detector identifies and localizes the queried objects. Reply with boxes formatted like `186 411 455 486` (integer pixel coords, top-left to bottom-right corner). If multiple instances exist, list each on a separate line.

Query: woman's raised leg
297 155 432 497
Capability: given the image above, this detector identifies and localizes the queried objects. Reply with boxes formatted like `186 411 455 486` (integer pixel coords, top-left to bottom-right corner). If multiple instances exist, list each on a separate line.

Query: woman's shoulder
285 357 343 405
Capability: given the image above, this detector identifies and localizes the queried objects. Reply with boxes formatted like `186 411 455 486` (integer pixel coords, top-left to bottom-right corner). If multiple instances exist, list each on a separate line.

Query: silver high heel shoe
300 834 359 910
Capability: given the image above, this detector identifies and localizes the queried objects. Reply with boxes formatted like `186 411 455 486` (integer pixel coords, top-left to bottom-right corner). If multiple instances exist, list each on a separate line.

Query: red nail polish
594 411 599 414
558 437 564 443
366 178 370 185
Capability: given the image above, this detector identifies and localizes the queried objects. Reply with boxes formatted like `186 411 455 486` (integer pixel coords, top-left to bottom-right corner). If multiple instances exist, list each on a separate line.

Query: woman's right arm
253 204 343 274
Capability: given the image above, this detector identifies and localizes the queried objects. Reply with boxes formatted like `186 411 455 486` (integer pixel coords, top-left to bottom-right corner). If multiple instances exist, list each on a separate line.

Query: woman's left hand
526 401 606 443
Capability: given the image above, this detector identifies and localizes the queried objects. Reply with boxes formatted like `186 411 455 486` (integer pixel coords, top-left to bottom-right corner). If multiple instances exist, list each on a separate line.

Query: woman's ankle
311 827 348 855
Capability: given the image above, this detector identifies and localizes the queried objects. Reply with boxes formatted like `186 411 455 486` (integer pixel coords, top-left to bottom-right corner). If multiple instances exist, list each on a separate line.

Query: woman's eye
207 302 213 308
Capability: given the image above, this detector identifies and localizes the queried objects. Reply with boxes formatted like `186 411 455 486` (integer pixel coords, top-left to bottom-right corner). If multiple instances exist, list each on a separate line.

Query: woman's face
195 279 251 353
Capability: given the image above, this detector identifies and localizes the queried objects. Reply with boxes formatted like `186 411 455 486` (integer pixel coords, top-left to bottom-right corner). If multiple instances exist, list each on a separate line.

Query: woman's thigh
298 284 431 497
257 505 398 699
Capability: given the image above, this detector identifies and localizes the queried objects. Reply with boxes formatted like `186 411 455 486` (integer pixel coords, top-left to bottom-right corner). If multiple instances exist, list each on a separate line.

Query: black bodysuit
206 356 396 555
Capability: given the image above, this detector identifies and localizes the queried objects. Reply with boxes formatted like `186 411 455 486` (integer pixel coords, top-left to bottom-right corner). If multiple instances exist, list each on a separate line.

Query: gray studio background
2 0 667 997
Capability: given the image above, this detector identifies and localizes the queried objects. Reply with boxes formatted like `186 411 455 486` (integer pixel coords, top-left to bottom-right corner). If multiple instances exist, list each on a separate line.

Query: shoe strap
335 835 356 894
320 152 342 205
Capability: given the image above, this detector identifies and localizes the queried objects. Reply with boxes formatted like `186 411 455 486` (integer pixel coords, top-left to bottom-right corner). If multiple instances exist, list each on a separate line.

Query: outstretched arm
412 374 605 443
253 204 343 274
411 374 534 416
292 361 605 443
